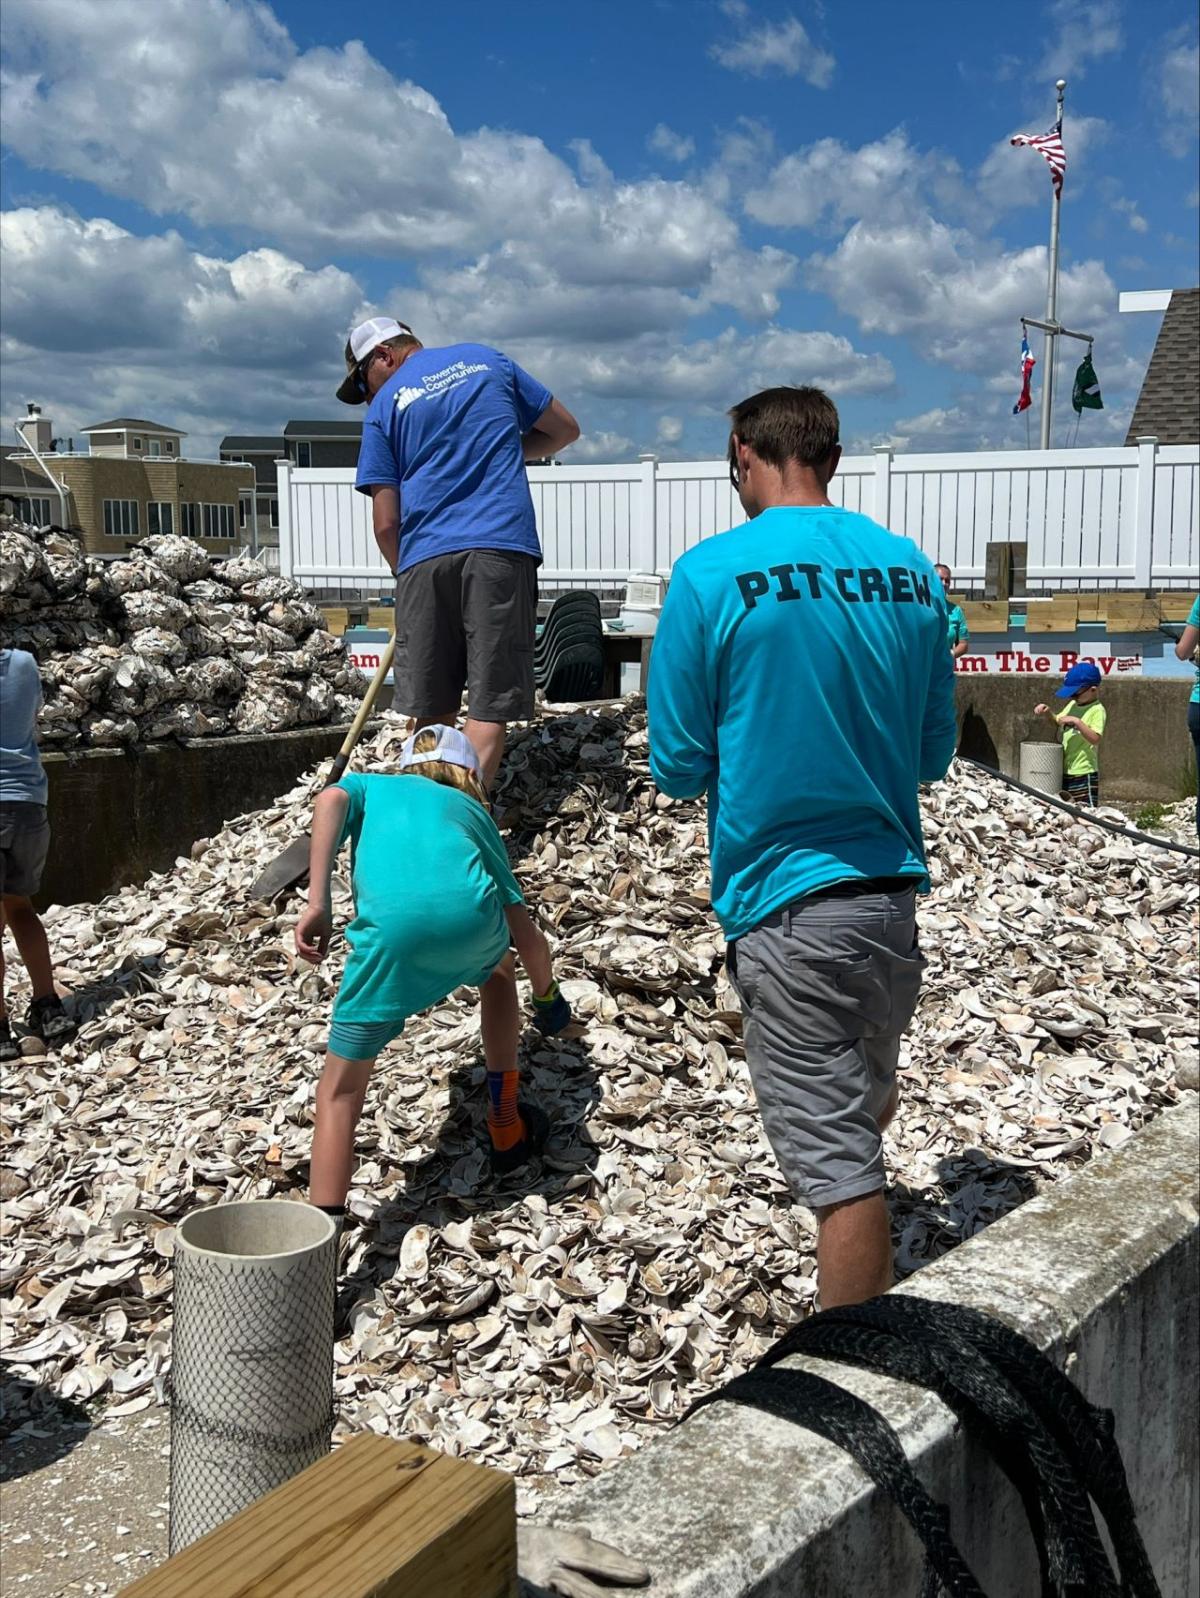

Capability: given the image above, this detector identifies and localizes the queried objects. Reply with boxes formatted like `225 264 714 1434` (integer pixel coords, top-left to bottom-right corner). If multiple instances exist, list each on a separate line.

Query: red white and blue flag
1010 122 1066 196
1013 334 1035 415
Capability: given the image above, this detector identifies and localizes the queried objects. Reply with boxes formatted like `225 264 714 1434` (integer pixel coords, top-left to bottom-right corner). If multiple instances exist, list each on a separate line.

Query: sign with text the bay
954 647 1142 677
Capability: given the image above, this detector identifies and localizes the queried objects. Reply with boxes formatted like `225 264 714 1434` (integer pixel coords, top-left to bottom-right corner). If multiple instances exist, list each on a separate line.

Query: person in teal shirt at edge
293 725 572 1232
1176 595 1200 837
647 385 957 1313
934 563 970 660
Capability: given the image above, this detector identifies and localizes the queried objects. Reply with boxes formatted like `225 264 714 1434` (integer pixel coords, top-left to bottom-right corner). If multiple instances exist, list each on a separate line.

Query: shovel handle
323 633 396 787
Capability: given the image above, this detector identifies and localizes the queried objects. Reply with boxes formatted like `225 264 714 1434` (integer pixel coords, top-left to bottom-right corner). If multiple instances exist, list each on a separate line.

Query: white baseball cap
336 317 415 405
398 724 481 776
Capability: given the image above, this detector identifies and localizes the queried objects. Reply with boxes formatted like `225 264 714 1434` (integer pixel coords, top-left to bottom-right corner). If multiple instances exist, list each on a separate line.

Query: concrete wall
956 675 1196 800
541 1102 1199 1597
39 724 355 907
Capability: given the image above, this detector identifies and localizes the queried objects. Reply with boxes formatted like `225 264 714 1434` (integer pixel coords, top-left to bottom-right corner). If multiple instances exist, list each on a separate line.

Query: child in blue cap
294 724 571 1224
1034 661 1106 806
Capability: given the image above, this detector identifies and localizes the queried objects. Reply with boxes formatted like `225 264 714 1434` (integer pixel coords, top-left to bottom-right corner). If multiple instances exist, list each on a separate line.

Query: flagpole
1039 79 1066 450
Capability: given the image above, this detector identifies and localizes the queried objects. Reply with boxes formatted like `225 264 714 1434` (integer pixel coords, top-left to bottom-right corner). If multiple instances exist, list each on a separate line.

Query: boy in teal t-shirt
294 725 571 1221
1034 661 1106 807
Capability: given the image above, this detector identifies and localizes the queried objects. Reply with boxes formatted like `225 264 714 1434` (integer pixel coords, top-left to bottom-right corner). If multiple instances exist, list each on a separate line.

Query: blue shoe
531 985 572 1036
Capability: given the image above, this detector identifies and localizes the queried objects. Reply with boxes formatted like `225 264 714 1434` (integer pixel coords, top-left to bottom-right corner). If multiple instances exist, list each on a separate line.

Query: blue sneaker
531 983 572 1036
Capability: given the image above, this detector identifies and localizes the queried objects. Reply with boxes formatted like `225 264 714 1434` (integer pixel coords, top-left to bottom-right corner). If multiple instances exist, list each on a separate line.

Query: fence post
634 453 658 575
275 460 293 580
1132 436 1157 592
873 446 893 527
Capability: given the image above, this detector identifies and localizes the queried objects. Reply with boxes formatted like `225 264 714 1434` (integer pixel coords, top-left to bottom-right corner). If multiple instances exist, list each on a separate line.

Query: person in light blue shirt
1 648 72 1059
337 317 580 786
648 386 956 1310
934 563 970 660
1176 595 1200 836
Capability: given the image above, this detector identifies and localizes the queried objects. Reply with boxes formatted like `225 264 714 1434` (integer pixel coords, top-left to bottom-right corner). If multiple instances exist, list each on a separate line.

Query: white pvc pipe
169 1200 337 1554
1018 740 1064 795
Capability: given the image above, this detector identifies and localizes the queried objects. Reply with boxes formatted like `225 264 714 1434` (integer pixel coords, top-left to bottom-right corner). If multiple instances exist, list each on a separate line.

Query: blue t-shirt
0 649 48 805
647 507 958 939
332 773 524 1022
1189 595 1200 704
355 342 552 574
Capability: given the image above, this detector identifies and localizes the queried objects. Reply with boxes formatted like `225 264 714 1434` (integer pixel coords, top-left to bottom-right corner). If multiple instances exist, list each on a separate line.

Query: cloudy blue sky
1 0 1196 460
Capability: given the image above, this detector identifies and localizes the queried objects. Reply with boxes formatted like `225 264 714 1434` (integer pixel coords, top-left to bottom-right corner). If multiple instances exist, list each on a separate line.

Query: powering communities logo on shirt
393 359 492 414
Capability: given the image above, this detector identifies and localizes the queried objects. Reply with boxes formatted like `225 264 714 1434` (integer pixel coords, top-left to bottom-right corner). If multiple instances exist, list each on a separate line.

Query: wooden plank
1077 593 1105 621
367 606 393 630
960 600 1009 633
320 605 349 636
1025 598 1079 633
1158 592 1196 622
121 1435 516 1598
1105 597 1161 631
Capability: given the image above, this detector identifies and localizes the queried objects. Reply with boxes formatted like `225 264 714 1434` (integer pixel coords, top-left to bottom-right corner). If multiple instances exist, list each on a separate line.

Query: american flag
1010 121 1066 196
1013 334 1035 416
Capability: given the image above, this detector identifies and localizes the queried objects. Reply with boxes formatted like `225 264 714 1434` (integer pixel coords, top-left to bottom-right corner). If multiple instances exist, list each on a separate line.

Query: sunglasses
354 345 389 394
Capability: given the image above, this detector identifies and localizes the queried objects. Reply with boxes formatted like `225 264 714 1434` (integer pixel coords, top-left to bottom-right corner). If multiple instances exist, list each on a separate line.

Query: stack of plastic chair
534 590 605 704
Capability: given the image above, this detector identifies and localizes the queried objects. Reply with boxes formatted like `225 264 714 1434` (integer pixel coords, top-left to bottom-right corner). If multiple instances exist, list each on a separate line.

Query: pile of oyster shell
1 702 1195 1509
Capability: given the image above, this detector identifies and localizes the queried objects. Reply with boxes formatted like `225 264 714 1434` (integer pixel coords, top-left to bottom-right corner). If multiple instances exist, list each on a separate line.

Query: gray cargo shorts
0 802 50 897
727 882 925 1209
394 549 538 722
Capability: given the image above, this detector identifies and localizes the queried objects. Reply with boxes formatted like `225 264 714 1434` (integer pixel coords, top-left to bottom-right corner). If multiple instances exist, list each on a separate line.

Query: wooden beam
960 601 1010 634
1025 598 1079 634
121 1435 516 1598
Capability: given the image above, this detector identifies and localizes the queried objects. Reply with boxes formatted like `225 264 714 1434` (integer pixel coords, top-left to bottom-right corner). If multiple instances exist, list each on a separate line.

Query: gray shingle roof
1125 287 1200 445
282 419 362 439
0 448 56 493
220 435 284 453
81 418 186 435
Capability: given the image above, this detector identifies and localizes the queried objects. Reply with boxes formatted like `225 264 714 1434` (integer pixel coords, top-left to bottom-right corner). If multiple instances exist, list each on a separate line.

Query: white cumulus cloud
710 12 834 86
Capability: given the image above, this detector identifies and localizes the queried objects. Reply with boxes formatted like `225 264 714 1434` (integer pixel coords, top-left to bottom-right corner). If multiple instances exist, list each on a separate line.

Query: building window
149 439 162 457
294 441 311 468
165 440 174 455
103 499 140 538
148 502 174 536
132 437 143 451
270 498 279 528
181 502 200 538
201 503 236 540
13 496 52 525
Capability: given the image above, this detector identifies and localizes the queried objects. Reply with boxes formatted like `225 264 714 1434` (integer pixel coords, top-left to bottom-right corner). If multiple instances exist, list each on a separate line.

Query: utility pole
1039 79 1066 449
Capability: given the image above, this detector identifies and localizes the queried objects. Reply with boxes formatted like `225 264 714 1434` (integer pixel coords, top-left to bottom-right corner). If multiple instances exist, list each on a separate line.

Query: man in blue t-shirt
338 317 580 784
647 386 957 1310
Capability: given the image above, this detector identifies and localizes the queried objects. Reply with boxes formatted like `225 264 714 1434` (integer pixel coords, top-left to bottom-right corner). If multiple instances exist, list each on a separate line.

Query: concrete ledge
41 725 359 907
956 675 1195 801
543 1102 1199 1597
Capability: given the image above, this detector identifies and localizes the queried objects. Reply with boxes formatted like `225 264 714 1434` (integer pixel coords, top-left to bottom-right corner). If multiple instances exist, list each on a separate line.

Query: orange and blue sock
486 1069 526 1154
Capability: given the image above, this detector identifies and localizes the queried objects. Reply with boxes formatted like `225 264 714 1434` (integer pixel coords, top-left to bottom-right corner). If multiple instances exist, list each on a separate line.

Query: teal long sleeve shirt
647 506 958 939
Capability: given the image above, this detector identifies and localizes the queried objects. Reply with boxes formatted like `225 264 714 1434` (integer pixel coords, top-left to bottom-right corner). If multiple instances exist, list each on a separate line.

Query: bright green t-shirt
947 604 969 648
1188 596 1199 704
331 773 523 1023
1059 699 1106 777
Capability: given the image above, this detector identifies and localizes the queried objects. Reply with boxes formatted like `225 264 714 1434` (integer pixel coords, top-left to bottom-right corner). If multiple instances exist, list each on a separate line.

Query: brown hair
727 386 840 474
399 727 488 807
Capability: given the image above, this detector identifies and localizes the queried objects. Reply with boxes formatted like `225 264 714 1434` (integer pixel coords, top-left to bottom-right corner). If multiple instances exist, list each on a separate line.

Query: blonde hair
400 728 489 807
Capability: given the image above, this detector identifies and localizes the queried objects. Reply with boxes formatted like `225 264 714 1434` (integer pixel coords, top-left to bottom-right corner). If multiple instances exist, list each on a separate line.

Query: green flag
1072 352 1103 414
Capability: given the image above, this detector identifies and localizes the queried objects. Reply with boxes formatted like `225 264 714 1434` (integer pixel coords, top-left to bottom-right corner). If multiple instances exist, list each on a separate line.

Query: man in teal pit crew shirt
647 386 957 1309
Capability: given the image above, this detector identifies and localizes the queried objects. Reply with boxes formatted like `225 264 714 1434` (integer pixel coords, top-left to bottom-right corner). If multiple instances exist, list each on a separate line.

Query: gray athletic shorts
727 883 925 1209
394 549 538 723
0 802 50 897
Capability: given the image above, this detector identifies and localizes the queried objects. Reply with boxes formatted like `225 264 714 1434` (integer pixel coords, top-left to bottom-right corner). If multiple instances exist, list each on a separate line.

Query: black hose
685 1295 1162 1598
954 756 1200 860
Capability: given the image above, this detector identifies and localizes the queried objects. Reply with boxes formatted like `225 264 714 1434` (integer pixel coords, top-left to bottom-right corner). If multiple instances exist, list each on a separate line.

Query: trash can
1019 740 1063 795
169 1200 337 1553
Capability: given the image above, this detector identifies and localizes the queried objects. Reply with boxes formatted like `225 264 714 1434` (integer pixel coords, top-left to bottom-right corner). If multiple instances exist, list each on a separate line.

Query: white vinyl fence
277 438 1199 595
